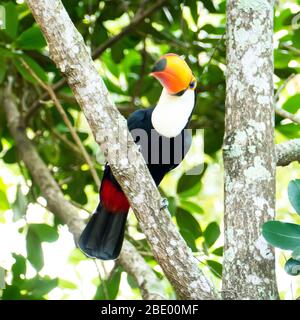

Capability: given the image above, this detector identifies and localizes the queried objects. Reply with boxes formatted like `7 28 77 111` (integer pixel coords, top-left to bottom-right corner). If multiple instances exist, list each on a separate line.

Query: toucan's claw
160 198 169 211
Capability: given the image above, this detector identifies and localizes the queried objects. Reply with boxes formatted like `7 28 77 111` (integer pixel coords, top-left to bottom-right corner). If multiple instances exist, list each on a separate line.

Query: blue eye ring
189 80 197 90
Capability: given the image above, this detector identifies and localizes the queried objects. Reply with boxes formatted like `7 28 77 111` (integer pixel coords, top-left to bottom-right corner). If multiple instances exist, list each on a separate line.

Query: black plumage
79 91 197 260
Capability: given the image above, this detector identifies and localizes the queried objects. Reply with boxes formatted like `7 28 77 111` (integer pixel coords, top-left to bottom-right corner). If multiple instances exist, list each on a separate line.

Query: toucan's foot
160 198 169 211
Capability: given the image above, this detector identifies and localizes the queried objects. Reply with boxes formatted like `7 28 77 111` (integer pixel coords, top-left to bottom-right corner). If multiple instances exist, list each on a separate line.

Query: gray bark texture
222 0 279 299
25 0 215 299
1 83 165 300
276 139 300 166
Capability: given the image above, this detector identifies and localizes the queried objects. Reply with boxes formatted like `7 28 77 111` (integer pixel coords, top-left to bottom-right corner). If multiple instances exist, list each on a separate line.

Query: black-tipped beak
151 58 167 73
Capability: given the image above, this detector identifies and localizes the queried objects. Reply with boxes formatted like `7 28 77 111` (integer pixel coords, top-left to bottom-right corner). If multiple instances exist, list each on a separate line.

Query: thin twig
136 29 192 50
69 199 92 214
281 43 300 56
92 0 167 59
198 32 225 82
275 107 300 124
275 73 296 101
131 39 147 107
20 58 101 189
93 260 109 300
274 73 300 124
136 0 151 17
24 0 168 123
41 118 82 155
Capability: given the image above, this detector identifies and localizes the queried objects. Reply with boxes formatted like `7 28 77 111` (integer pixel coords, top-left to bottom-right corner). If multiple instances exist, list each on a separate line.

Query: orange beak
150 53 196 95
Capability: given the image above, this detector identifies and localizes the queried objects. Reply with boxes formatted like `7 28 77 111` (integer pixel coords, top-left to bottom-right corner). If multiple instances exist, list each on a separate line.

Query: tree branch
276 139 300 166
117 240 164 300
91 0 168 59
24 0 168 123
21 58 101 189
41 119 83 156
25 0 215 299
273 74 300 166
274 73 300 124
1 81 165 300
275 106 300 125
131 38 147 108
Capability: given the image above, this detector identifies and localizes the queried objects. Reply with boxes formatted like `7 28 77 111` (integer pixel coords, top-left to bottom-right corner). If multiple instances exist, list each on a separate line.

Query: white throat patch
151 88 195 138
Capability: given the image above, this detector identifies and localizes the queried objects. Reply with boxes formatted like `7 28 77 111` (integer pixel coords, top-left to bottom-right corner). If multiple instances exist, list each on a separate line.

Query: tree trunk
222 0 279 299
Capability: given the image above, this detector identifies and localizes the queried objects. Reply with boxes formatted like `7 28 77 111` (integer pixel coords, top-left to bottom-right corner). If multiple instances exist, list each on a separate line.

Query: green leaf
284 258 300 276
13 54 48 84
179 200 204 214
203 222 220 248
64 170 88 205
29 224 59 243
2 2 18 40
14 26 46 50
179 229 197 252
187 0 198 24
262 221 300 250
3 146 17 163
111 42 124 63
176 207 202 251
126 274 138 289
68 249 86 264
0 190 9 211
94 267 122 300
102 52 120 77
282 94 300 114
0 177 9 211
292 28 300 50
288 179 300 215
202 0 217 13
0 56 7 83
218 1 226 13
292 246 300 261
274 50 290 69
0 47 14 58
2 285 21 300
204 126 224 155
91 23 108 48
12 254 26 281
206 260 222 278
0 266 5 289
206 65 224 84
275 8 293 31
103 78 125 95
201 24 225 35
177 163 207 196
26 227 44 271
212 246 223 256
22 276 58 297
276 123 300 139
167 196 176 216
12 185 28 221
58 279 77 290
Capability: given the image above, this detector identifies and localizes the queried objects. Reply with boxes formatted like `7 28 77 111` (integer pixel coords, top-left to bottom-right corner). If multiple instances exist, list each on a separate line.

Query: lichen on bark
222 0 279 300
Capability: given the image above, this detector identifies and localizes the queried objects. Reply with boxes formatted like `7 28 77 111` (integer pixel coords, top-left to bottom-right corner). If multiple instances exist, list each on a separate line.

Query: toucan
79 53 197 260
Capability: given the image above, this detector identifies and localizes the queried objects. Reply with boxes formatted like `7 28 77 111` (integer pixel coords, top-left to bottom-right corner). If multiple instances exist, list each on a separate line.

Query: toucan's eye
189 80 197 90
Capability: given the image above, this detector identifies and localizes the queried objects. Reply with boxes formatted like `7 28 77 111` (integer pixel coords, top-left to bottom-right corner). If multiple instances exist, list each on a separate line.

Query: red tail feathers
100 178 130 213
79 166 130 260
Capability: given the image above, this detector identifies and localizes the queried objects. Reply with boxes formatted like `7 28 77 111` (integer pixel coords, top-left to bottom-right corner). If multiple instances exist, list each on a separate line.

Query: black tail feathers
78 203 128 260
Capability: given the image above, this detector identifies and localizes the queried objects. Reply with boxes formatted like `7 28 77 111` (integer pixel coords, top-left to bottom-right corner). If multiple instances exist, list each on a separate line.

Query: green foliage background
0 0 299 299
